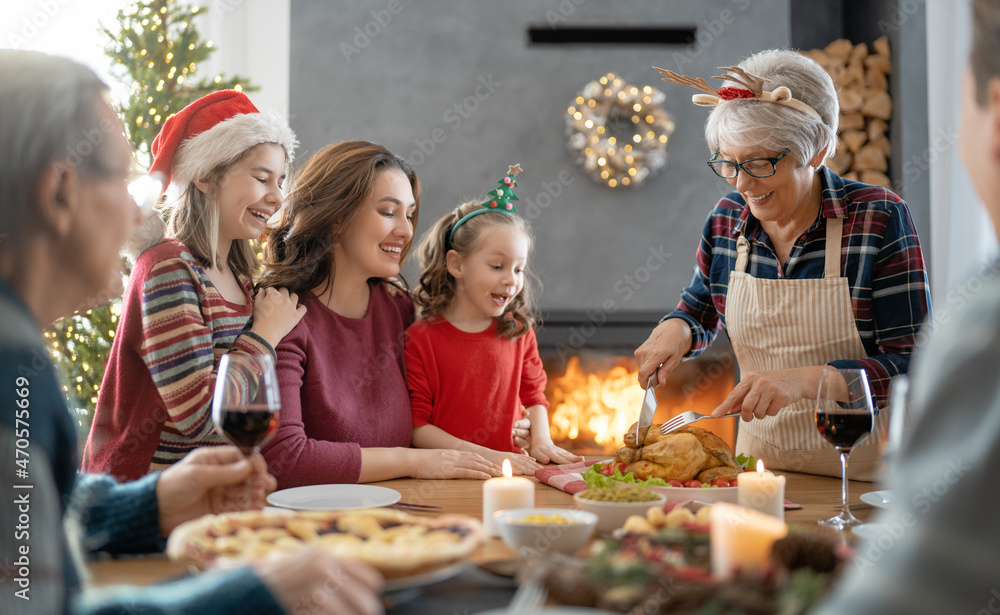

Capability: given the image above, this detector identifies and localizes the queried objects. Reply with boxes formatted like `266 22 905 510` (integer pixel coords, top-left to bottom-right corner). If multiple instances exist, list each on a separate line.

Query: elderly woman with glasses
635 49 931 480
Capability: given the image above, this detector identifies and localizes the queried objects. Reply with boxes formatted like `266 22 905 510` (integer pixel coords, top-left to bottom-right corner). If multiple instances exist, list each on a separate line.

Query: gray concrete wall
289 0 793 311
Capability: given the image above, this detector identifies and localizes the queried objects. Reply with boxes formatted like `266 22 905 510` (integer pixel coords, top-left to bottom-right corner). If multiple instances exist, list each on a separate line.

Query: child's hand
251 287 307 348
529 439 583 465
482 450 541 475
512 417 532 450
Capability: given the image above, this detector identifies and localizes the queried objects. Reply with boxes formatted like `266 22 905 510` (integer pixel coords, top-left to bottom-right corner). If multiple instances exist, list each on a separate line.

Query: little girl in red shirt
407 165 582 474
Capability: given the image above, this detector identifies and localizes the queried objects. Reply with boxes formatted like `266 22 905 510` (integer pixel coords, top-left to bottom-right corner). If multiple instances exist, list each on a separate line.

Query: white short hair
0 51 109 231
705 49 839 166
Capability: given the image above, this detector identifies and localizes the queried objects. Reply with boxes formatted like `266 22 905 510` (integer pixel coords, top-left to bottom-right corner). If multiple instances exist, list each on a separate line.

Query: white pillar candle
736 459 786 520
482 459 534 537
710 501 789 579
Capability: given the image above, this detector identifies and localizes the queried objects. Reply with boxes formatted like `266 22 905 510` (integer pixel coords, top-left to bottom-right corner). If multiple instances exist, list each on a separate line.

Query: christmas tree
481 164 523 212
46 0 257 438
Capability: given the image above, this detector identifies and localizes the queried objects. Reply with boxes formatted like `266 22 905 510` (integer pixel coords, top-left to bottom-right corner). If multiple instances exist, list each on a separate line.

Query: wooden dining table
87 471 877 612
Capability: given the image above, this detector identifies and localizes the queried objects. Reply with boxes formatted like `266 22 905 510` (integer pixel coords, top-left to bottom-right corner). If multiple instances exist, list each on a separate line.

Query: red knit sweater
405 318 548 454
82 240 273 481
261 282 414 488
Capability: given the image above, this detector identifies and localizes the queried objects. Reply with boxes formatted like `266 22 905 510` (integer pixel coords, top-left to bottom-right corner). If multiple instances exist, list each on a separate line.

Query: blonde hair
260 141 419 294
129 144 283 279
414 201 537 339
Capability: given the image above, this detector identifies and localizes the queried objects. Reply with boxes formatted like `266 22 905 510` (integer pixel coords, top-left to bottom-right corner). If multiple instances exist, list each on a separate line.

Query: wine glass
212 353 280 456
815 367 875 530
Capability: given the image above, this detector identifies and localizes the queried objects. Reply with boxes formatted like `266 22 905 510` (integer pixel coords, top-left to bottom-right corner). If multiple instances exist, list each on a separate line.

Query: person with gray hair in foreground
0 50 382 615
813 0 1000 611
635 49 931 480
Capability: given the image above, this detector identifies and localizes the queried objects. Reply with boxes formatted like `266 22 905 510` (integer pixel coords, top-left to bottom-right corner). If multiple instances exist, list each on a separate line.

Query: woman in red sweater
406 167 582 473
83 91 306 481
258 141 505 487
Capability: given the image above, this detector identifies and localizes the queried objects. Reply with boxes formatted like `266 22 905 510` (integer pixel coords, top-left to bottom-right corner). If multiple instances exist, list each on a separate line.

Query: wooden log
873 36 891 59
870 135 892 158
825 38 854 62
865 67 888 90
842 130 868 153
839 88 864 113
861 89 893 120
828 150 854 175
867 118 889 142
853 144 888 172
840 112 865 131
864 54 892 74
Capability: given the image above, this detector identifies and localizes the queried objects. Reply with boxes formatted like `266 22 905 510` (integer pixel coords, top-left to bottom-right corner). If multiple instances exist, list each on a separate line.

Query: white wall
0 0 291 123
199 0 291 117
927 0 998 302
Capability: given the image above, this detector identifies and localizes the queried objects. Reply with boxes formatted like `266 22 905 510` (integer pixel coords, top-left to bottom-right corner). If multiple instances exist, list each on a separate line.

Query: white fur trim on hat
169 111 298 189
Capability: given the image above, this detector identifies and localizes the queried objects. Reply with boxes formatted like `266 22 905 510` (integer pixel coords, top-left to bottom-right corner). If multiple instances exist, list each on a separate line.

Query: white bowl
493 508 597 557
573 491 667 534
646 485 739 504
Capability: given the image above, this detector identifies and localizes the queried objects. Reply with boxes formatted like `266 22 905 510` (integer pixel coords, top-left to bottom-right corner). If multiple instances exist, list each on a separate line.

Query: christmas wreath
566 73 675 188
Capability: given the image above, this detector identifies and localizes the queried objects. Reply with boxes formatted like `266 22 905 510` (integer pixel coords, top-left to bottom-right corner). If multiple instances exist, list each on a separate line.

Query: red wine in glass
213 354 280 456
220 405 278 453
815 367 876 530
817 412 873 449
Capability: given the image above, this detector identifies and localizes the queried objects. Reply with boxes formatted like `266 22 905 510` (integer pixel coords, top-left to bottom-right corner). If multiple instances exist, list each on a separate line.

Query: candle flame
502 459 512 478
756 459 765 472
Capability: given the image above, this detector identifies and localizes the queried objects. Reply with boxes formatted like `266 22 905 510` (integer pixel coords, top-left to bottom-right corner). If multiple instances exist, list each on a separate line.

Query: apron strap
824 216 844 278
735 234 750 273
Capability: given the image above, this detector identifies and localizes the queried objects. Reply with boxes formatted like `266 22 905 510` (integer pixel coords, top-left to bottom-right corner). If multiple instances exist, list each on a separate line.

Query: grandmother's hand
710 366 826 421
156 446 276 536
634 318 693 388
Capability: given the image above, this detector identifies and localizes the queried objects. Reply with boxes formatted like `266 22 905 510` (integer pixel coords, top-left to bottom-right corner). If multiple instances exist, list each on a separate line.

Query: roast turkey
616 423 742 482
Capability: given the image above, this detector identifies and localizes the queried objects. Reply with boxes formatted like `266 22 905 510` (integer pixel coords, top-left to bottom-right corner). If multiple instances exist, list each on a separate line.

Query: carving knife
636 374 658 447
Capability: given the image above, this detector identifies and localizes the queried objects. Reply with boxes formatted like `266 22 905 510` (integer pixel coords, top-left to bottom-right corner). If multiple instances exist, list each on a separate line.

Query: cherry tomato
668 479 683 488
712 478 731 488
598 463 613 476
682 479 703 488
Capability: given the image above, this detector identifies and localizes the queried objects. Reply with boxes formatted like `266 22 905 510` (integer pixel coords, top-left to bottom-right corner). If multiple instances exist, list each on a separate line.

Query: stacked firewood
801 37 893 189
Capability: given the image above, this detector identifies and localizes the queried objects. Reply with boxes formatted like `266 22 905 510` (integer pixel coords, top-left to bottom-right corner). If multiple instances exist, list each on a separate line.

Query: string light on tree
48 0 258 438
566 73 675 188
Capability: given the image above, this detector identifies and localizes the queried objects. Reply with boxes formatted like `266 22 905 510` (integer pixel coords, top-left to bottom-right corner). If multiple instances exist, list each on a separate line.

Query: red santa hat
150 90 297 188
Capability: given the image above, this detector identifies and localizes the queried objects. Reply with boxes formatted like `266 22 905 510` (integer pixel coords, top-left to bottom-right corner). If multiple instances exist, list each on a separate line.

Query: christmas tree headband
652 65 821 121
446 164 523 249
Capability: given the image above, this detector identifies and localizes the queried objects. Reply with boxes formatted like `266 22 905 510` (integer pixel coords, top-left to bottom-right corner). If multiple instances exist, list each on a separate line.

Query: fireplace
537 310 737 455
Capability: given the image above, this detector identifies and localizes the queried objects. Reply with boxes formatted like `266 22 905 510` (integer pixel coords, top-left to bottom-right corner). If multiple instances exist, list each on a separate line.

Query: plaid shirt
666 166 932 407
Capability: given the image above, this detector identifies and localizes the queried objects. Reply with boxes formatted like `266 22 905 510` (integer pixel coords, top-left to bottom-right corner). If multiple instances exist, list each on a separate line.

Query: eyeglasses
127 170 165 218
707 150 789 179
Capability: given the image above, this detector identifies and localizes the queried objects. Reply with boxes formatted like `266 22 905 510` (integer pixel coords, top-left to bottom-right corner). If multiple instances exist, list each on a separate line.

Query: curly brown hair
259 140 419 295
413 200 538 339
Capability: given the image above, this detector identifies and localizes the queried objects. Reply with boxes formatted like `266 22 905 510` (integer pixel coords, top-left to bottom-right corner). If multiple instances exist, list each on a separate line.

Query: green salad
582 453 756 489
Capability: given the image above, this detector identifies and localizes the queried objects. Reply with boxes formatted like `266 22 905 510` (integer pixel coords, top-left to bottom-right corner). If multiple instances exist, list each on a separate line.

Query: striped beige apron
727 217 884 481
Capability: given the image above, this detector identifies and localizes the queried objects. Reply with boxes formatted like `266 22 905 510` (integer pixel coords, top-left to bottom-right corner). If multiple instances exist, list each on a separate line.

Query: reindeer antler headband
652 65 821 120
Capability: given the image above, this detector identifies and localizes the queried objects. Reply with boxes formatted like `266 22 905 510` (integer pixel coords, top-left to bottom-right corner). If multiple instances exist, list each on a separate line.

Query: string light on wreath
566 73 675 188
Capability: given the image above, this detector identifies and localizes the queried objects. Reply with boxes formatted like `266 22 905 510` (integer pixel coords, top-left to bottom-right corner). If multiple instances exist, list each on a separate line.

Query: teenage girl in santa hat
83 90 305 481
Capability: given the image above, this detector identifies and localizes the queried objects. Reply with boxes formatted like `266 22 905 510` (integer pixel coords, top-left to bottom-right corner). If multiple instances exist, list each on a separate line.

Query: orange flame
548 357 640 452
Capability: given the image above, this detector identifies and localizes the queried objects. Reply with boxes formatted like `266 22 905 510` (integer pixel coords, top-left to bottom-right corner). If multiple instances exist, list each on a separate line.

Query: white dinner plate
851 522 890 542
859 489 897 510
266 484 401 511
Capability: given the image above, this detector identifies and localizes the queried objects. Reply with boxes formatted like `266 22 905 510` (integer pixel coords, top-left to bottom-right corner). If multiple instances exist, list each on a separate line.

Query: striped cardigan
82 239 273 481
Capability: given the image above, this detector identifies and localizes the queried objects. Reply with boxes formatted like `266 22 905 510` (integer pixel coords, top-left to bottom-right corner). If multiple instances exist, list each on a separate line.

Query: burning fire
546 354 738 454
548 357 642 452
